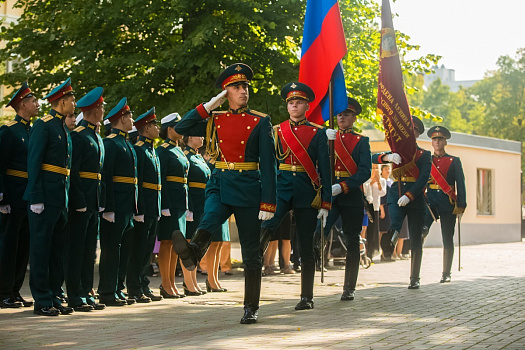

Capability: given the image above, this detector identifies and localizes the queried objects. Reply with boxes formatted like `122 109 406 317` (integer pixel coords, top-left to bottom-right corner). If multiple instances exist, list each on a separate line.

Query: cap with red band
6 81 33 108
44 77 75 102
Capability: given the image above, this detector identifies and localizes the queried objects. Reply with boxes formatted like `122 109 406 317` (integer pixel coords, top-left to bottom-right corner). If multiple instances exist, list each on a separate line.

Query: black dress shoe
14 295 34 307
240 306 258 324
408 279 420 289
159 285 180 299
206 279 227 292
144 290 163 301
341 289 355 301
34 306 59 316
55 295 68 304
56 305 74 315
0 297 23 308
72 304 94 312
101 298 126 307
130 295 151 303
295 297 314 310
183 283 202 296
440 274 451 283
88 302 106 310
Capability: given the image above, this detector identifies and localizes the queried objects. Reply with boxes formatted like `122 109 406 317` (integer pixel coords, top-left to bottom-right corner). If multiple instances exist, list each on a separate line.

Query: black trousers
0 208 30 299
65 209 99 307
28 205 67 309
127 216 158 296
98 213 133 300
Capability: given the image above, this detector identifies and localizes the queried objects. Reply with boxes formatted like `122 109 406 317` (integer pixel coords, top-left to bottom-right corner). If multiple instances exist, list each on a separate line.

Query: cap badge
291 83 297 88
235 65 242 71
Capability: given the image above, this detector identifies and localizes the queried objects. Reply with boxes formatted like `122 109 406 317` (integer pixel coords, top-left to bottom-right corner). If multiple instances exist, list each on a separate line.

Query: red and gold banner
377 0 419 179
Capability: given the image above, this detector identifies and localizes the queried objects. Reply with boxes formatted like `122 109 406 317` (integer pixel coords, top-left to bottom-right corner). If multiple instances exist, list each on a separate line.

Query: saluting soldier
172 63 277 324
423 126 466 283
0 82 39 309
98 98 138 306
323 97 372 301
65 87 106 312
24 78 75 316
126 107 163 303
260 82 331 311
373 117 431 289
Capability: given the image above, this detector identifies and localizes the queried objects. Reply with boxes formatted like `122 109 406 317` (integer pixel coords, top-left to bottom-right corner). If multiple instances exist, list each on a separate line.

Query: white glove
76 207 87 212
203 90 228 113
0 193 3 201
0 204 11 214
133 214 145 222
99 207 105 213
186 210 194 222
258 210 274 221
397 195 410 207
161 209 171 217
102 212 115 223
30 203 44 214
384 153 402 165
367 195 374 204
317 208 329 228
332 184 342 196
326 128 337 141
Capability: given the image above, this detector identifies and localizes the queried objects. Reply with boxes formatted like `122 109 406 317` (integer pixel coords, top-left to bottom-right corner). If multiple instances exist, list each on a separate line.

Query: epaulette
249 110 268 118
135 140 144 147
212 111 227 116
41 115 54 122
160 143 169 148
5 120 17 127
309 122 325 129
106 133 117 139
183 150 189 155
73 126 85 133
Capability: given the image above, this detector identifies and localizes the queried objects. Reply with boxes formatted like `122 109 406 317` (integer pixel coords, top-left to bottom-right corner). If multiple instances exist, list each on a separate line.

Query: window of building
477 168 493 215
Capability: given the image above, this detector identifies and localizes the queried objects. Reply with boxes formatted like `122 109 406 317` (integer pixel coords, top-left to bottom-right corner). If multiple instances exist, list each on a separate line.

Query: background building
424 64 479 92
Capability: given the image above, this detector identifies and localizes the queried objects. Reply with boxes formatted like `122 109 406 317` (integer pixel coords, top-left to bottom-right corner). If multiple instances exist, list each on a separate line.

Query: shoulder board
183 150 189 155
73 126 85 133
208 159 216 165
249 110 268 118
135 140 144 147
106 134 117 139
5 120 17 127
212 111 227 116
160 143 169 148
41 115 54 122
308 122 325 129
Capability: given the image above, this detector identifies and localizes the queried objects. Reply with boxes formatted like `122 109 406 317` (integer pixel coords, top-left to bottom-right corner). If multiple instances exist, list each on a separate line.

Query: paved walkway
1 242 525 349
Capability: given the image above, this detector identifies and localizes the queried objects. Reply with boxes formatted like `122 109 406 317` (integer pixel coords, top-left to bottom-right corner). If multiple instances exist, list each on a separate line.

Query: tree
0 0 438 126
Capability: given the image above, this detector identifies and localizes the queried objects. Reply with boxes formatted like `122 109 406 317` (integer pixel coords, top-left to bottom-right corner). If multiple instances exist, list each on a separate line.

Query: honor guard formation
0 63 466 323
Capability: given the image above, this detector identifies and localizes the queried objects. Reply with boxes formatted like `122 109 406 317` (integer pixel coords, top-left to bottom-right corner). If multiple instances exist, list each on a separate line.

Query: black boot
421 226 430 246
440 248 454 283
295 264 315 310
260 227 274 256
390 229 400 252
341 252 360 301
313 230 328 272
240 268 262 324
172 229 212 271
380 229 397 261
408 249 423 289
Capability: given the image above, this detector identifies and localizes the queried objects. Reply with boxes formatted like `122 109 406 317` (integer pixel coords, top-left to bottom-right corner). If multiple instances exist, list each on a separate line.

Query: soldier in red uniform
172 63 277 324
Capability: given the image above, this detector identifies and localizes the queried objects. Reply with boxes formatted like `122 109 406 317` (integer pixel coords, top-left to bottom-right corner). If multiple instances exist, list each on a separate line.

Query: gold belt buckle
291 165 297 172
228 163 235 170
133 178 138 184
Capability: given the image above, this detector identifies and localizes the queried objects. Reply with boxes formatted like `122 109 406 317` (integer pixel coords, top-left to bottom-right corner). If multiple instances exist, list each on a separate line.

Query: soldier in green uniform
261 82 331 311
423 126 466 283
0 82 39 309
126 107 163 303
173 63 277 324
373 117 431 289
322 97 372 301
98 97 138 306
65 87 106 311
24 78 75 316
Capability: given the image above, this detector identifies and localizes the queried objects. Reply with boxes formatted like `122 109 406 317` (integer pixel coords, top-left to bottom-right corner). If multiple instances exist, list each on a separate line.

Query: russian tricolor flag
299 0 348 125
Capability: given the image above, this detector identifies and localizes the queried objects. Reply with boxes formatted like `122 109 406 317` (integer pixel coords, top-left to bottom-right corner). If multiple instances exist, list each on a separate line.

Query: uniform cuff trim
260 203 276 213
196 103 210 119
321 201 331 210
339 181 349 194
405 191 415 201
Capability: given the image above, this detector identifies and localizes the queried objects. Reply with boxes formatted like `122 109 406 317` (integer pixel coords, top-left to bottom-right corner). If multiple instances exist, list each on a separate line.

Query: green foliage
0 0 438 127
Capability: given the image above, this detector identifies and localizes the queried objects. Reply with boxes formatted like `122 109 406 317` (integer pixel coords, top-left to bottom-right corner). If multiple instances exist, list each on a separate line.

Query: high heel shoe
182 282 202 296
206 279 228 292
159 284 180 299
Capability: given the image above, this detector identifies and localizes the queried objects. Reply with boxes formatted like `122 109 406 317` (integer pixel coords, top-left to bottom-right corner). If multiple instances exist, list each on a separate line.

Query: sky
382 0 525 81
